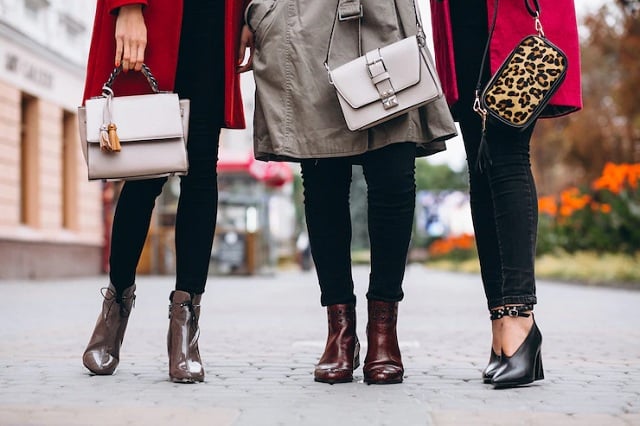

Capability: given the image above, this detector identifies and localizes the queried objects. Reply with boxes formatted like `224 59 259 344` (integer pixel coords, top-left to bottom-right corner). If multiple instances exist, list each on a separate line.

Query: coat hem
254 137 452 163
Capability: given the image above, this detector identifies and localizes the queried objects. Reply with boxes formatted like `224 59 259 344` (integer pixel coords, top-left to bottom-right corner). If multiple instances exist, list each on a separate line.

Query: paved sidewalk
0 265 638 426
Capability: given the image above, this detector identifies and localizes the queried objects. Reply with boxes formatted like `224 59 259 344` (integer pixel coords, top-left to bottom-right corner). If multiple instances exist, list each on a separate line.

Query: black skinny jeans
450 2 537 310
301 142 416 307
109 1 224 296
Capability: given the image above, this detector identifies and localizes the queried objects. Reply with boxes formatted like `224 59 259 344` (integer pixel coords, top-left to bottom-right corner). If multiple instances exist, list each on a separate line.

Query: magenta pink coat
430 0 582 118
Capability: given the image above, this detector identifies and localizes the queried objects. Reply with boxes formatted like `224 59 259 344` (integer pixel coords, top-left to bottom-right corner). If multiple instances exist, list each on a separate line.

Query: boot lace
100 286 136 317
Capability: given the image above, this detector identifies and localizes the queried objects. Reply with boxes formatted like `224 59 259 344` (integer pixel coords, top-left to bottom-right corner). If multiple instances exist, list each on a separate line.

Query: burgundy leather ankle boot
314 303 360 384
363 300 404 384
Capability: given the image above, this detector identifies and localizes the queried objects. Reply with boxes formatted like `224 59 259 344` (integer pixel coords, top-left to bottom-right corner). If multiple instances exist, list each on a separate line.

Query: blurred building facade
0 0 102 278
0 1 296 279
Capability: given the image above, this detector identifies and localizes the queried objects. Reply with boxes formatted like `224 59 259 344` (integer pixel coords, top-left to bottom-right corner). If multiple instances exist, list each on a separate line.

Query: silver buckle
366 55 398 110
382 95 399 109
507 307 520 317
366 55 386 78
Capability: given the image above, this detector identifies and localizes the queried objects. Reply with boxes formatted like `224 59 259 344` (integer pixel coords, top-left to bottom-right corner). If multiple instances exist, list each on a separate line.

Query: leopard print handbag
474 0 568 130
481 35 567 129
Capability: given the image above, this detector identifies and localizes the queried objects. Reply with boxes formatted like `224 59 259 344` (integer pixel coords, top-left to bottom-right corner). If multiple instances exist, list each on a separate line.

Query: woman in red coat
430 0 582 388
82 0 254 383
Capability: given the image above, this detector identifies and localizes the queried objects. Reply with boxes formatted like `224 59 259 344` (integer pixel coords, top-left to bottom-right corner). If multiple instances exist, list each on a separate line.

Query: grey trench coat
247 0 457 161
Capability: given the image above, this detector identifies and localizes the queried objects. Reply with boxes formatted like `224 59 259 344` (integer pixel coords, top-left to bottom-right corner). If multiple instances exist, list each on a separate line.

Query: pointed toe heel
491 305 544 389
482 348 501 384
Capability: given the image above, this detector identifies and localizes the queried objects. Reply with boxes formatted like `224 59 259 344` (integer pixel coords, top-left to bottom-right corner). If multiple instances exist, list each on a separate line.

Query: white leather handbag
77 64 190 181
325 0 443 131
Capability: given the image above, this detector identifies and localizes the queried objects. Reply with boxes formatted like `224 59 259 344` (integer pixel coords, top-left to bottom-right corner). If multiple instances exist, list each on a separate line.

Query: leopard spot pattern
484 36 566 125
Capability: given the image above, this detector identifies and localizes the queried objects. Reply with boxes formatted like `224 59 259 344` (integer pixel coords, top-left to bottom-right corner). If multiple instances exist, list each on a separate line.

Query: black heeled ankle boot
491 305 544 389
482 308 504 384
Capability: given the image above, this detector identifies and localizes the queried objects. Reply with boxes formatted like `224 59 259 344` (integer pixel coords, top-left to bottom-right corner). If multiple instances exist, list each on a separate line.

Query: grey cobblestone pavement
1 265 639 426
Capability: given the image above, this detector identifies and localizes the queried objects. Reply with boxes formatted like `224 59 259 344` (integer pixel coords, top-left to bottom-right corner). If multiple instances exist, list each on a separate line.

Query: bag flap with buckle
330 36 421 109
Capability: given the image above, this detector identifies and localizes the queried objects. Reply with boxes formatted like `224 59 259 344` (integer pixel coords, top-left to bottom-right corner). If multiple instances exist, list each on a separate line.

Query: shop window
59 12 86 47
20 93 39 226
62 110 78 230
24 0 49 20
24 0 49 11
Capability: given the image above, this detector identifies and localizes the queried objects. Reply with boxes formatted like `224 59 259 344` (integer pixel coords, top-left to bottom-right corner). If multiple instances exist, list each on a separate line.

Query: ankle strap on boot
490 304 533 320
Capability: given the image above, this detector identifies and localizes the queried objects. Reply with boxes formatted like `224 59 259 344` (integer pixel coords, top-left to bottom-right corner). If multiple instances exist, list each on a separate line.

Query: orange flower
628 164 640 190
558 187 591 217
459 234 475 249
428 234 476 257
592 162 640 194
589 202 611 214
538 196 558 216
559 205 573 217
600 204 612 213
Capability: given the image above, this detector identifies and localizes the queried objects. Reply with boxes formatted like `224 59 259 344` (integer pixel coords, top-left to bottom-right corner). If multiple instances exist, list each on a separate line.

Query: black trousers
301 143 416 307
450 1 537 310
109 0 224 295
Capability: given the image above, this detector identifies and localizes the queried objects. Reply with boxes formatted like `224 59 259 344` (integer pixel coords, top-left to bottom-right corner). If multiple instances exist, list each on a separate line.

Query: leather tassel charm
99 125 111 152
107 123 121 152
474 111 492 173
475 129 492 173
99 123 121 152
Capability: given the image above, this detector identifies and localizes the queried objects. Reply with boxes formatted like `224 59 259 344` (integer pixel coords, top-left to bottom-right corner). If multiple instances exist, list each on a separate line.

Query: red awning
217 151 293 188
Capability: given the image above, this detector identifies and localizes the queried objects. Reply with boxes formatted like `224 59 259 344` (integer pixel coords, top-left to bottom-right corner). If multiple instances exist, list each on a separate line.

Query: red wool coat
430 0 583 118
82 0 248 129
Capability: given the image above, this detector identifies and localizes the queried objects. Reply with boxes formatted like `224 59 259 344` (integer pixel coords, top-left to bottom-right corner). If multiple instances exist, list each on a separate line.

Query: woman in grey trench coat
245 0 457 384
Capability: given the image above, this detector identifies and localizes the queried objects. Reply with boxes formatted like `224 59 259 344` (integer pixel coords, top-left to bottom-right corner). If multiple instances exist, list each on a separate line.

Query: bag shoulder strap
324 0 363 71
324 0 426 71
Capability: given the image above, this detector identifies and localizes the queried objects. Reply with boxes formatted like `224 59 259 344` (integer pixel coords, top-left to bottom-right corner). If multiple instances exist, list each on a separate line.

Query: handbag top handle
100 63 161 97
472 0 544 118
323 0 426 72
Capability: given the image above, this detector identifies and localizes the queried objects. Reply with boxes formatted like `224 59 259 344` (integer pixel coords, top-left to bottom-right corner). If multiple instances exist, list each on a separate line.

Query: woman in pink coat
430 0 582 388
81 0 254 383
